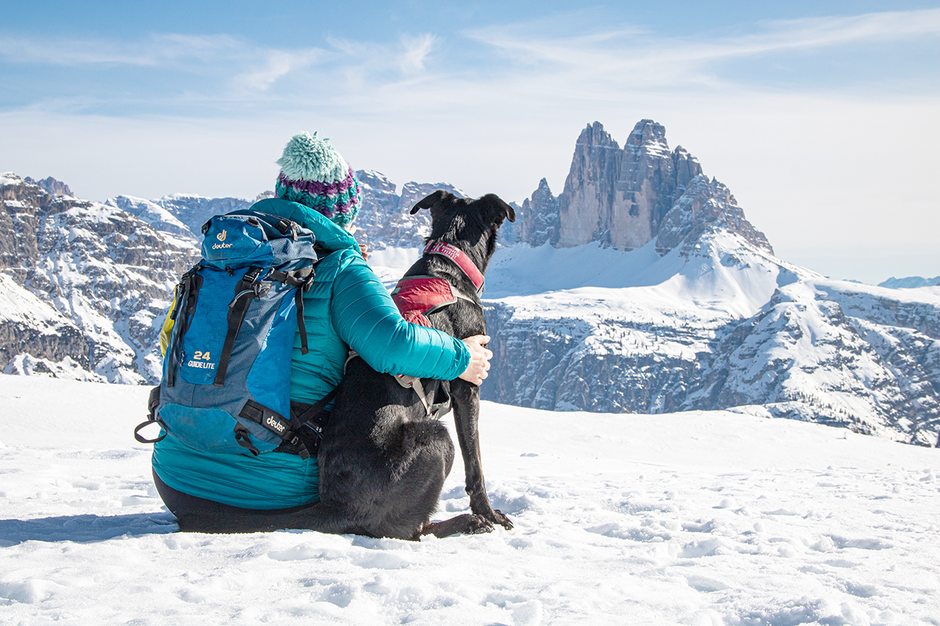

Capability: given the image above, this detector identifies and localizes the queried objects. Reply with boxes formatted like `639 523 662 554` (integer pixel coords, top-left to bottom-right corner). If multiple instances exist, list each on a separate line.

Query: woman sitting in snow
150 131 492 531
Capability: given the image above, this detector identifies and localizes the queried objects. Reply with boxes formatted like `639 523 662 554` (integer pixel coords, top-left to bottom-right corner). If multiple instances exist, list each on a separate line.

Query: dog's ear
480 194 516 224
411 190 454 214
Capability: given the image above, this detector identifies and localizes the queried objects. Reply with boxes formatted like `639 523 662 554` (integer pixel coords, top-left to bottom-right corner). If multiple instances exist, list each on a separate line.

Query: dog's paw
466 515 495 535
421 513 493 538
492 509 514 531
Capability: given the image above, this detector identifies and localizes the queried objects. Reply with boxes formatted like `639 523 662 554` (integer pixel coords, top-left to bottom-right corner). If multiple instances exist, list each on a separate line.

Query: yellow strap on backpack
159 292 178 357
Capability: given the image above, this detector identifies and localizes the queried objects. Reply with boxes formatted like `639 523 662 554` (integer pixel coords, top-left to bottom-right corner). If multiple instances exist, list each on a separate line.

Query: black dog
300 190 516 540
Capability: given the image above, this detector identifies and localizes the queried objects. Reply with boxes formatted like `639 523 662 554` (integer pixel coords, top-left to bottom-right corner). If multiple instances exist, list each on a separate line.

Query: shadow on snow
0 512 177 546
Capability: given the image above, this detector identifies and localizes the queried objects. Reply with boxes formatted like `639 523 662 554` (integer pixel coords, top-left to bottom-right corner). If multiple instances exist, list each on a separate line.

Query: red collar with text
423 241 485 292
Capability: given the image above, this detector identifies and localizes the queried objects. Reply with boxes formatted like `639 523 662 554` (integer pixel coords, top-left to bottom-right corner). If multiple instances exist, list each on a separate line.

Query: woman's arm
331 256 471 380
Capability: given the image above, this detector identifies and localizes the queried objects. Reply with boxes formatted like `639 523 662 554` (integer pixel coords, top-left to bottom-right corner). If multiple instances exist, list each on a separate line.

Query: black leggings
153 470 317 533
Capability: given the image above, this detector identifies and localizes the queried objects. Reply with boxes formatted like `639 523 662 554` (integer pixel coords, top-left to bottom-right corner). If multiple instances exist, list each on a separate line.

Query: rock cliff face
522 120 707 251
23 176 73 198
0 174 196 383
353 170 466 251
655 175 773 256
519 179 559 247
477 119 938 445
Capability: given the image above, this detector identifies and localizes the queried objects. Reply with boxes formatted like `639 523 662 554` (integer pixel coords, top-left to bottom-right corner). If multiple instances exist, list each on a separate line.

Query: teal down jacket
152 198 471 509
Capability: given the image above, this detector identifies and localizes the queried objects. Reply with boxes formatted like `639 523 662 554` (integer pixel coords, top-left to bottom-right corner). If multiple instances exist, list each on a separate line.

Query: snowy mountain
879 276 940 289
482 233 940 445
2 118 939 446
0 171 495 384
107 172 474 250
0 173 196 383
2 375 939 624
352 171 465 251
105 193 258 242
481 121 940 446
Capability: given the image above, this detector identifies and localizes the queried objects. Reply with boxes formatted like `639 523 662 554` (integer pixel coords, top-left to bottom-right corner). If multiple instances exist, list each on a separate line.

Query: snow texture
1 375 938 625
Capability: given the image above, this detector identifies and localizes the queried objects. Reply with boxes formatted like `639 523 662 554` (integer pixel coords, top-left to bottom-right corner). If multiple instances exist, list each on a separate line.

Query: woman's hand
458 335 493 386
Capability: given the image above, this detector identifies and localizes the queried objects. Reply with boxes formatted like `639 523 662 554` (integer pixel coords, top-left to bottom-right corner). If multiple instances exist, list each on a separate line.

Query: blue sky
1 1 938 284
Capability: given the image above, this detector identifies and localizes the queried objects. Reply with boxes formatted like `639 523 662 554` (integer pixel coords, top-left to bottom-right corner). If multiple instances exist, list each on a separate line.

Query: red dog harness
391 242 483 328
387 241 483 417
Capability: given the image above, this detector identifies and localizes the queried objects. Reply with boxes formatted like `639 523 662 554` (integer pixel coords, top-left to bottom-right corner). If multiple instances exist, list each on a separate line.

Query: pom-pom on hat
275 131 361 228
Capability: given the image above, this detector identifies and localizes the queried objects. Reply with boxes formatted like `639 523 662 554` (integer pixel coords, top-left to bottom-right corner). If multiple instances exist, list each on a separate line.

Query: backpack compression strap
215 266 267 387
270 267 316 355
214 266 316 387
234 386 339 458
166 267 203 388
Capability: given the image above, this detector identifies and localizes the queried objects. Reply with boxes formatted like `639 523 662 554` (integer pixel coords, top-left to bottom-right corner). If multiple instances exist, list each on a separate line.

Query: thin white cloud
233 49 325 92
464 8 940 87
0 33 243 67
4 8 937 135
325 33 438 77
755 8 940 50
398 33 437 74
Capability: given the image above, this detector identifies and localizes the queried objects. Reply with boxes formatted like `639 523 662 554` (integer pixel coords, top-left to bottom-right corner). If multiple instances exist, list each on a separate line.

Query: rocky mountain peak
357 169 397 195
518 119 765 256
532 177 553 200
1 175 196 382
23 175 73 198
655 175 774 256
575 121 620 150
625 119 669 157
349 171 466 251
520 178 560 247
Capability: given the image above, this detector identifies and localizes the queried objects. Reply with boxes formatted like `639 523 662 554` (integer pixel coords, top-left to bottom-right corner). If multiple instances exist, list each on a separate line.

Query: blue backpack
135 209 331 459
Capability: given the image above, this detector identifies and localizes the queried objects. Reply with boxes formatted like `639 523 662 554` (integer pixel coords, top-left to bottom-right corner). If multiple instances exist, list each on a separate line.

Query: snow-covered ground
1 375 938 625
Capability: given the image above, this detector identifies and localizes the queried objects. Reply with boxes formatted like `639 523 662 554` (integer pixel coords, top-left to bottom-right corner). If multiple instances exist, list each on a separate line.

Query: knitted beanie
274 131 361 228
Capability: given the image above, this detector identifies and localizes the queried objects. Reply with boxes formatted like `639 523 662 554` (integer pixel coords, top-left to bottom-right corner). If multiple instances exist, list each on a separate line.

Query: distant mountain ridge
104 171 477 249
0 170 490 382
0 172 195 383
2 119 939 446
879 276 940 289
23 176 73 198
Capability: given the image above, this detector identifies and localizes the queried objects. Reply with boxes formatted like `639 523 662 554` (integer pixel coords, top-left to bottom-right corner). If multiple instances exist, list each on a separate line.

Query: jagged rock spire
518 119 773 255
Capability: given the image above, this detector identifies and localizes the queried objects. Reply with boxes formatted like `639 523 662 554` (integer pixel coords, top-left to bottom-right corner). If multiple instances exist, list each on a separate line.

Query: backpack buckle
242 267 263 284
252 282 271 298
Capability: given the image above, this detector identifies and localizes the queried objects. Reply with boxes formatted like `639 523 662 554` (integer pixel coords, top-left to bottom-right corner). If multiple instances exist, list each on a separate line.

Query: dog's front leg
450 379 513 530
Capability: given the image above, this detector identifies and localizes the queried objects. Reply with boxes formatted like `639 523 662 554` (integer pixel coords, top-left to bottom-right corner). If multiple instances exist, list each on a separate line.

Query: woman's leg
152 469 314 533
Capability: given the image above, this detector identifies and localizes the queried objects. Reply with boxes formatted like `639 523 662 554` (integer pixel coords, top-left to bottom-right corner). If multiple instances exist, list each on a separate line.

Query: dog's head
411 190 515 269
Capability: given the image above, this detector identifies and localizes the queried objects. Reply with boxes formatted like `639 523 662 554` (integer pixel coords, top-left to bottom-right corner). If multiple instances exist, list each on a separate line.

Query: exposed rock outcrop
24 176 73 198
655 175 773 256
353 170 466 251
520 119 709 251
0 174 196 383
520 179 559 247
